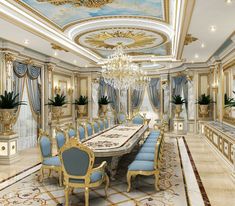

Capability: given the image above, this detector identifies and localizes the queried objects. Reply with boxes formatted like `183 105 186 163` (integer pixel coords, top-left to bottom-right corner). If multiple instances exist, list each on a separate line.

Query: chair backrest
38 130 52 160
93 121 100 133
60 138 94 184
86 122 93 137
132 114 145 125
117 113 127 124
98 119 105 131
55 128 67 151
78 125 86 141
66 124 77 139
103 118 109 129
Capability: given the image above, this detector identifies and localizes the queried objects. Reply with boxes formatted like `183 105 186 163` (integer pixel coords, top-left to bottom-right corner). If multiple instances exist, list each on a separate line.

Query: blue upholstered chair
127 140 161 192
98 119 105 131
103 117 109 129
131 113 145 125
60 138 109 206
117 112 127 124
77 123 86 141
85 121 93 137
66 123 77 139
55 128 67 152
38 130 62 186
93 121 100 134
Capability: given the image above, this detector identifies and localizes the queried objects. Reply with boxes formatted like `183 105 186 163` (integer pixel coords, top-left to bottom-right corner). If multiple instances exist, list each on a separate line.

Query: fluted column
5 53 15 92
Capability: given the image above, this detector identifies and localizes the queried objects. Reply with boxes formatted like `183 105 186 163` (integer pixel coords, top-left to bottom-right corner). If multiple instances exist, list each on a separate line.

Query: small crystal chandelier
101 43 138 90
132 67 150 90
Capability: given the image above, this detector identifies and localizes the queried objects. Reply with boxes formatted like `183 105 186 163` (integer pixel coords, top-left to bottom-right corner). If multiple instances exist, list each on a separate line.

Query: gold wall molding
184 34 198 45
51 43 68 52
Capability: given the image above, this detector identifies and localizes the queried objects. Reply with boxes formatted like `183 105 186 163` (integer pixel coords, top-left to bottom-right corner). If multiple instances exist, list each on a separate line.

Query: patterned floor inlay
0 137 188 206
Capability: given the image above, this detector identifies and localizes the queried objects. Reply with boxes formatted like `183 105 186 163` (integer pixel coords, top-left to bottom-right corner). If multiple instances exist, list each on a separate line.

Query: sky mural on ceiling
17 0 165 28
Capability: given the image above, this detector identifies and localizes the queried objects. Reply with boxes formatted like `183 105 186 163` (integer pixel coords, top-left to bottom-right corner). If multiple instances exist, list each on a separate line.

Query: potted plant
171 95 187 118
0 91 26 135
98 96 111 115
224 93 234 116
196 94 214 118
47 94 67 123
74 95 88 117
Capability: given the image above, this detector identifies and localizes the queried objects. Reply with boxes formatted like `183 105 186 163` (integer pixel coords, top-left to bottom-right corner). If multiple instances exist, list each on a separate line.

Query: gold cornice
12 0 170 32
223 59 235 71
51 43 68 52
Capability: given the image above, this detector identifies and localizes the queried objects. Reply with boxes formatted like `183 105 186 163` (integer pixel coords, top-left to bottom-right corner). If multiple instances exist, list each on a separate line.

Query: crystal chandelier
132 67 150 90
102 44 148 90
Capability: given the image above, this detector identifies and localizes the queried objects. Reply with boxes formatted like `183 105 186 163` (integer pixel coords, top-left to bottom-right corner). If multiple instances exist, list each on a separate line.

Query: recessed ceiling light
54 51 58 56
24 39 29 44
194 54 199 59
73 60 77 64
225 0 232 4
210 25 216 32
201 43 205 48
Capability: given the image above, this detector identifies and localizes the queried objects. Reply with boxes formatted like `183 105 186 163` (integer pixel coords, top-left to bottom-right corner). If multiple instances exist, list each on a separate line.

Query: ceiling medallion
84 30 157 50
36 0 113 8
184 34 198 46
51 43 68 52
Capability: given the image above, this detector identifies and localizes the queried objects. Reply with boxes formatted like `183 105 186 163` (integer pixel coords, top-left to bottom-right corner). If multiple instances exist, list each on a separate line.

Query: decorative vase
0 109 16 135
199 105 209 118
77 105 86 118
224 107 231 117
175 104 182 118
52 106 63 124
101 104 108 116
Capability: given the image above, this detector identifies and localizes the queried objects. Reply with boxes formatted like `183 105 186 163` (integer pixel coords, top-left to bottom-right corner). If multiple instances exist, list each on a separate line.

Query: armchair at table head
55 127 67 152
77 121 86 141
131 113 146 125
60 138 109 206
38 129 62 186
66 123 77 139
116 112 128 124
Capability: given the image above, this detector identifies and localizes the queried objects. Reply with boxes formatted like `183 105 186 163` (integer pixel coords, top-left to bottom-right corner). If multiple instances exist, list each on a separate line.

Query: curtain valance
13 61 41 79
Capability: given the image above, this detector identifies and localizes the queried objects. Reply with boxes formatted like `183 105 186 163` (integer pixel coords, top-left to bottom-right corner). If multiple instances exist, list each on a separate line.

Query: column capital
46 63 55 72
5 53 15 63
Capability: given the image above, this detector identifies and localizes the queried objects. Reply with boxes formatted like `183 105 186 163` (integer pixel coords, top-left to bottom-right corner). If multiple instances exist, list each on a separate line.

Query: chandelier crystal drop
101 44 149 90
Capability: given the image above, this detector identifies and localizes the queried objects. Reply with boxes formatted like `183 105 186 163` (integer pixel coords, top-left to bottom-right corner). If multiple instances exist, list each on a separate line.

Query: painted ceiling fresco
15 0 166 28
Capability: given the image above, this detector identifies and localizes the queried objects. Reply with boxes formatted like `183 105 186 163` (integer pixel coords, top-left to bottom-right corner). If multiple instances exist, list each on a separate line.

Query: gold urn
77 105 86 118
101 104 108 116
175 104 183 118
0 109 16 135
52 106 64 124
199 105 209 118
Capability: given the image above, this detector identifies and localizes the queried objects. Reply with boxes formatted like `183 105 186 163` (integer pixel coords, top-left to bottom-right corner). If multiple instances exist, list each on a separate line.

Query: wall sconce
67 88 74 96
212 83 218 91
54 86 61 94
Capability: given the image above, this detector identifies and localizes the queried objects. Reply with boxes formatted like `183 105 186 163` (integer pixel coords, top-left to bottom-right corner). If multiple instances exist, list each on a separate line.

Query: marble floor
0 137 189 206
185 135 235 206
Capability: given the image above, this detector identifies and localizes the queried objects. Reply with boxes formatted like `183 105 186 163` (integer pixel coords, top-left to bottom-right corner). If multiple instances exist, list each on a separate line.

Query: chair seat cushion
147 135 159 140
139 147 156 153
128 160 154 171
135 153 155 161
145 139 157 143
142 143 155 147
150 131 160 136
69 171 103 184
43 156 61 166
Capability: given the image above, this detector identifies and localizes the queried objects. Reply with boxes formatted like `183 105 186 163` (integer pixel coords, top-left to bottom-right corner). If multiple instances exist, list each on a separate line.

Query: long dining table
82 124 149 179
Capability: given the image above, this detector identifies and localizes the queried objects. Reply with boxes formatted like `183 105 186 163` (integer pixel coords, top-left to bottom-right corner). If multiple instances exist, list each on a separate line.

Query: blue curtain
172 76 188 111
131 88 144 111
107 85 119 113
148 78 161 111
13 61 41 122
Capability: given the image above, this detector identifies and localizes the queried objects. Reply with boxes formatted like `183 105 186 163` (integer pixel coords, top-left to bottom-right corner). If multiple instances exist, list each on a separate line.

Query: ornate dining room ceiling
0 0 195 68
14 0 169 29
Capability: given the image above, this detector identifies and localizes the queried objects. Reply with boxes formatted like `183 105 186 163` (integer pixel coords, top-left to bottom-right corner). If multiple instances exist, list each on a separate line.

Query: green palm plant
196 94 214 105
74 95 88 105
171 95 187 105
47 94 67 106
0 91 26 109
98 96 111 105
224 93 234 107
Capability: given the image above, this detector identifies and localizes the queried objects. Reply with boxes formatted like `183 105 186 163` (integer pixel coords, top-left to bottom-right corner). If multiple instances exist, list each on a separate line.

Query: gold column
216 61 223 122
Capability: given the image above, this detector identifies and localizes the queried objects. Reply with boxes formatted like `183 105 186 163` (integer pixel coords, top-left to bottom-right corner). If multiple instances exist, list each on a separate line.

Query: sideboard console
204 121 235 166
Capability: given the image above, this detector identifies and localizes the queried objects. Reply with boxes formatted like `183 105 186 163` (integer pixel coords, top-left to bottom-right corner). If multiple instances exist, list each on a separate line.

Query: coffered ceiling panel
14 0 168 29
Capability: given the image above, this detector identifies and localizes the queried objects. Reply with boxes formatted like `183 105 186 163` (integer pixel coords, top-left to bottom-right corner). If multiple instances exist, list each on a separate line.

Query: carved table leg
109 156 121 180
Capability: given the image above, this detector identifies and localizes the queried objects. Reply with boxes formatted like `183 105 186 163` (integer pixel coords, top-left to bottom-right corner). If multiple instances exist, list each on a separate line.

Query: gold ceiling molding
184 34 198 45
36 0 113 8
51 43 68 52
75 27 168 51
12 0 170 31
